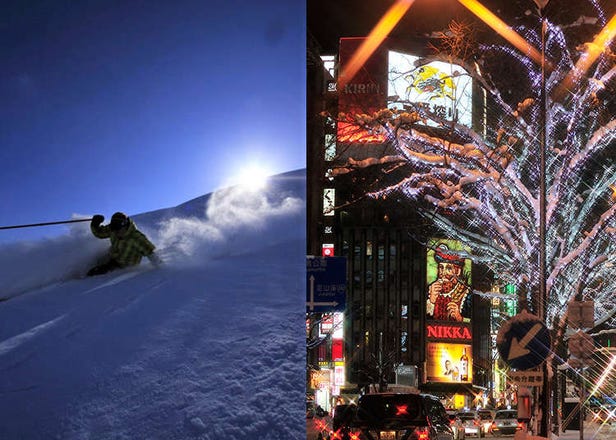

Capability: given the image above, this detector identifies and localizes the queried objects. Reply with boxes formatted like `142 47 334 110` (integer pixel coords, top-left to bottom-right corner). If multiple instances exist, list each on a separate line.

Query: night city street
307 0 616 439
307 415 616 440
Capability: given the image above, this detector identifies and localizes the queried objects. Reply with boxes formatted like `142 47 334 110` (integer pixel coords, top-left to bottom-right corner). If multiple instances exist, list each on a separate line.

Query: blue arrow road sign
306 256 346 313
496 310 551 370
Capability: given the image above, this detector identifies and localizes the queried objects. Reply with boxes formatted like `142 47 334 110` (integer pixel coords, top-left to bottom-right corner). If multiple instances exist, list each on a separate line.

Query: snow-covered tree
327 0 616 345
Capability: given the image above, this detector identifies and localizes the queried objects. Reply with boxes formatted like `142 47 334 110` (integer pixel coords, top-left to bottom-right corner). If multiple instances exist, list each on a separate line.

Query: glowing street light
555 12 616 100
456 0 545 66
337 0 416 89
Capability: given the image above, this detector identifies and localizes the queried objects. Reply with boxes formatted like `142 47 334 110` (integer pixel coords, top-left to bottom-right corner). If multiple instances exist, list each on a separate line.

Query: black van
340 393 454 440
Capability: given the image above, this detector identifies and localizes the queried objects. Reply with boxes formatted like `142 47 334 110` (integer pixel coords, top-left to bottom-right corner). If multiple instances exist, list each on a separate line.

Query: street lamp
533 0 550 437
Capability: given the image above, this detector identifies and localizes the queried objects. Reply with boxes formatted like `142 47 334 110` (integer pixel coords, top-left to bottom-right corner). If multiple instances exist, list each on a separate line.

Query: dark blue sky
1 0 305 242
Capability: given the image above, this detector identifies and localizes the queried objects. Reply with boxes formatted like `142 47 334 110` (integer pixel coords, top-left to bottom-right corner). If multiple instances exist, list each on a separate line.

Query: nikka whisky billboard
425 238 473 384
426 342 473 384
426 238 472 323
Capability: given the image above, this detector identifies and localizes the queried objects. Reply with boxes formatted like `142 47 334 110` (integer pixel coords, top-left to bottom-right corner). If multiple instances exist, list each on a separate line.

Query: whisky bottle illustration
460 348 469 381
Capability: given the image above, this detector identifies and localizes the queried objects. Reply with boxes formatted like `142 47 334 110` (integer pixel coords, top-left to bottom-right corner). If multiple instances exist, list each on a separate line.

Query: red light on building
332 339 344 362
322 243 335 257
337 38 388 144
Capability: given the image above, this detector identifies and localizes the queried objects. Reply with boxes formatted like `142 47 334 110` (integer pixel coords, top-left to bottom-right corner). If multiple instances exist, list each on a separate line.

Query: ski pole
0 218 93 231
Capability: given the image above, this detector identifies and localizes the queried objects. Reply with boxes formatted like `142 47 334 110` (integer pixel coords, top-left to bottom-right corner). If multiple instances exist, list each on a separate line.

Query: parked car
332 404 357 432
307 401 328 419
458 411 483 438
477 409 495 435
340 393 455 439
491 409 521 436
447 411 466 440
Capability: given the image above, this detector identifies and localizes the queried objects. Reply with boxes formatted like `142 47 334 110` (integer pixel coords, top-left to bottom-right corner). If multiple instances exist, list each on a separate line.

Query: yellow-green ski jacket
91 219 156 267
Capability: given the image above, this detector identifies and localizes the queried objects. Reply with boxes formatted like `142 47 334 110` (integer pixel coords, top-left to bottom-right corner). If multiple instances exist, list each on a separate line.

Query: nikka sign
427 323 472 341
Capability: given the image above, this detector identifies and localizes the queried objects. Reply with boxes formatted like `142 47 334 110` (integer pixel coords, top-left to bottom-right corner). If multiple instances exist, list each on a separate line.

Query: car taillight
330 429 343 440
315 419 327 431
473 419 480 426
517 422 524 430
492 422 497 429
396 404 409 416
414 427 430 440
349 431 361 440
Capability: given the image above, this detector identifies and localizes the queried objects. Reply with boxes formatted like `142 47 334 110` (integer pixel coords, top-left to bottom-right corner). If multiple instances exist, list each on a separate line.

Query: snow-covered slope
0 169 306 439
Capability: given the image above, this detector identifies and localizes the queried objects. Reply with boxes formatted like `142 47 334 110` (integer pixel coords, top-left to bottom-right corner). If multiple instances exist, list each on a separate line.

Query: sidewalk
555 421 616 440
519 422 615 440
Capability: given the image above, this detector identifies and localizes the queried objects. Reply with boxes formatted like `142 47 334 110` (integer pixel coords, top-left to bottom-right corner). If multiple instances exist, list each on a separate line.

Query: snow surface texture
0 170 306 439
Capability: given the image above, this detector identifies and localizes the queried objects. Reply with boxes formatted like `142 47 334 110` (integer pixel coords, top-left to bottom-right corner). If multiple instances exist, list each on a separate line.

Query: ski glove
92 214 104 226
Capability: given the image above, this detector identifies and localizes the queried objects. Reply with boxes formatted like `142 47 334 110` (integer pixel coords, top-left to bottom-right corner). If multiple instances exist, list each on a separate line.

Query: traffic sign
508 370 544 387
496 310 551 370
306 256 346 312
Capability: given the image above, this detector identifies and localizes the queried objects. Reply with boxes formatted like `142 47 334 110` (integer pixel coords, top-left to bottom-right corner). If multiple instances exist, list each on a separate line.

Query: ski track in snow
81 269 148 294
0 313 68 357
0 246 305 440
58 254 304 440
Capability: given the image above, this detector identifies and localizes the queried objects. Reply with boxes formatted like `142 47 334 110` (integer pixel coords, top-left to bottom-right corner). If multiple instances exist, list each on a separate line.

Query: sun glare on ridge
233 164 271 191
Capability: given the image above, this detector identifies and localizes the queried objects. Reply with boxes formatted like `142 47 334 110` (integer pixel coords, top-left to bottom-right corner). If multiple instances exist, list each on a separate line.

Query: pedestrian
87 212 162 276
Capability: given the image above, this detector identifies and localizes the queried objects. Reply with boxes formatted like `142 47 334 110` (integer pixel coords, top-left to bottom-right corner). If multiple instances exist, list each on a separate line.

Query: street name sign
496 310 551 370
306 256 346 313
508 370 544 387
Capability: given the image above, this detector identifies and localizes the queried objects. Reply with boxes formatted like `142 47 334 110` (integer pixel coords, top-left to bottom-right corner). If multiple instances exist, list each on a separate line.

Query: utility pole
532 0 551 436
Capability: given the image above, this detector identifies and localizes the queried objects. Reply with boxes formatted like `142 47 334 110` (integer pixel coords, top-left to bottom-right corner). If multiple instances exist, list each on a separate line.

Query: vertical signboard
425 239 474 385
337 38 388 143
426 239 472 323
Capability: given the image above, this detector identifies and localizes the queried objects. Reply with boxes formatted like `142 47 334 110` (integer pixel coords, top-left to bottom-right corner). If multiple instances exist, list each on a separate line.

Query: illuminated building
307 34 494 409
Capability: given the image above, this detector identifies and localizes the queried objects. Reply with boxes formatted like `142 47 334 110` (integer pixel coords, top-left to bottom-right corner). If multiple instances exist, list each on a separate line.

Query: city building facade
307 34 503 412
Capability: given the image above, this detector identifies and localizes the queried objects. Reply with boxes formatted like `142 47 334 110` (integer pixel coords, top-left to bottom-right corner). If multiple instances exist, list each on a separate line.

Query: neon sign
427 324 472 340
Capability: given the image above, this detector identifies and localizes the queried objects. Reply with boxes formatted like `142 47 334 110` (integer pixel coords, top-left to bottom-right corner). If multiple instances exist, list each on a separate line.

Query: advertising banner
426 238 472 323
337 38 388 143
388 50 473 128
426 342 473 383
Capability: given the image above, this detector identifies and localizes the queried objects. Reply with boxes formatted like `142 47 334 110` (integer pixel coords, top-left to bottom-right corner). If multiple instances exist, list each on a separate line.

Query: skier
87 212 162 276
